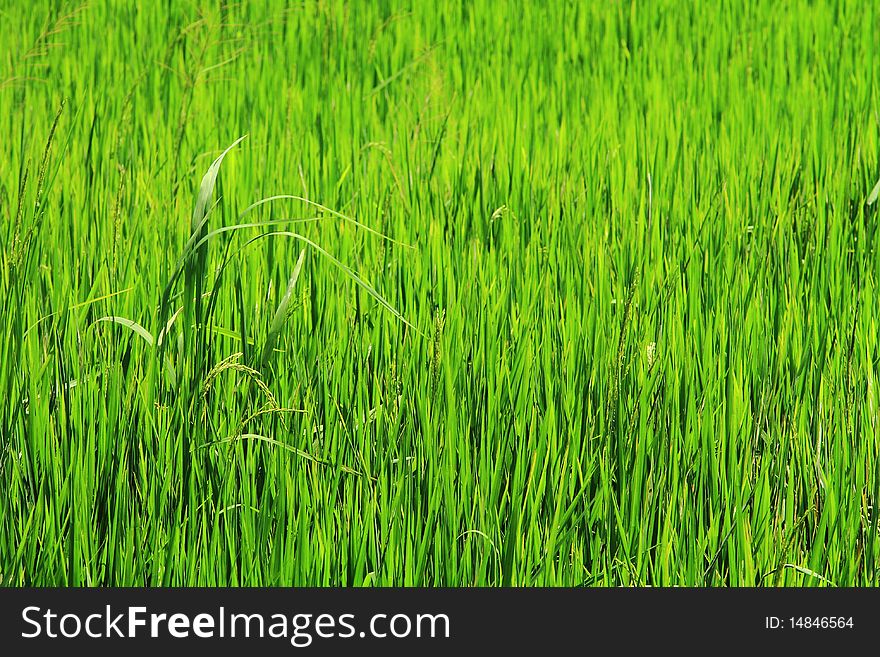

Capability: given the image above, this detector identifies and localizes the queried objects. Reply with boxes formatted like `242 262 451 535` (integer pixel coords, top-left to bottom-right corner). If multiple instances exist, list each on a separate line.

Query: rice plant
1 0 879 587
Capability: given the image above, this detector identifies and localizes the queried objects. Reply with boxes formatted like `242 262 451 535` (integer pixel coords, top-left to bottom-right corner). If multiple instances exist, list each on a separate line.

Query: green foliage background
2 0 879 585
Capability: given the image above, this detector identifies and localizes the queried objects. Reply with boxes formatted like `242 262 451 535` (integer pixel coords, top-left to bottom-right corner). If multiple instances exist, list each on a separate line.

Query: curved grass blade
191 135 248 234
238 194 415 249
868 175 880 206
260 248 306 367
263 231 423 337
92 316 155 346
202 433 366 478
200 229 422 337
158 135 247 329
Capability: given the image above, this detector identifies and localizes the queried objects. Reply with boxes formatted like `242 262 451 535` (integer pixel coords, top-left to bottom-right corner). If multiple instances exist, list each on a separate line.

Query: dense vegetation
2 0 879 586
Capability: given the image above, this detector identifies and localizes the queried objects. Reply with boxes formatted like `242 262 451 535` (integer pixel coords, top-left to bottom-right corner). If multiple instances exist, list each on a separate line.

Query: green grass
2 0 879 586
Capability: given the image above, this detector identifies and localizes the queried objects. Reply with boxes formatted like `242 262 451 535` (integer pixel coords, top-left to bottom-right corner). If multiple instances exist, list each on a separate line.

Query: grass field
2 0 879 586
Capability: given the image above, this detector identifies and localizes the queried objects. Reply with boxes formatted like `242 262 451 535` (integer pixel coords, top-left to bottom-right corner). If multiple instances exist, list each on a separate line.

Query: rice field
2 0 879 586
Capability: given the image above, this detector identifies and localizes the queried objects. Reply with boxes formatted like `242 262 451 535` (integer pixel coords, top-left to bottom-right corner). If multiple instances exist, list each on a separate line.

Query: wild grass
1 0 880 586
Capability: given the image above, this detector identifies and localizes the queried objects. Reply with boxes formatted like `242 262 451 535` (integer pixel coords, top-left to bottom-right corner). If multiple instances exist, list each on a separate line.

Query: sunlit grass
1 0 879 586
